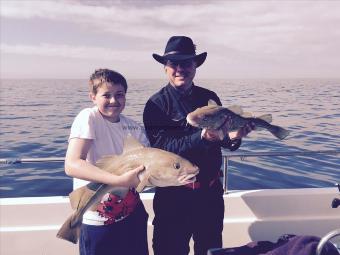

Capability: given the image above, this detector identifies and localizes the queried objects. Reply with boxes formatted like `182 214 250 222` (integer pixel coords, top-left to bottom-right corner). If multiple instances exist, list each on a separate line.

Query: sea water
0 78 339 197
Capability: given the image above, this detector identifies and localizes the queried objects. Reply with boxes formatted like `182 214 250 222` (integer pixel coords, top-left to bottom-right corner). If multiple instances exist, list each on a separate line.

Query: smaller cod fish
186 100 290 140
57 136 199 244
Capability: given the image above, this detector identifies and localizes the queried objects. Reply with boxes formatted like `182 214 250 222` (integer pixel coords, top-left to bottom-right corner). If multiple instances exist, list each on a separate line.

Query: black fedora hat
152 36 207 67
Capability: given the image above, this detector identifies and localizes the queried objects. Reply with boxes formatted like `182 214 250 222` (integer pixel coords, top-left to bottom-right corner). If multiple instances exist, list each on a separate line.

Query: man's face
165 59 196 90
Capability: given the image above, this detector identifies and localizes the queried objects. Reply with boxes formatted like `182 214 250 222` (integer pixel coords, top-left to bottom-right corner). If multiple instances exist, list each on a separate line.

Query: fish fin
69 186 87 210
217 129 225 140
207 99 218 106
227 105 243 115
95 155 117 169
56 214 81 244
241 112 253 118
271 126 290 140
69 186 97 211
142 186 154 192
254 114 273 131
123 135 144 154
59 185 101 244
257 114 272 123
136 172 151 193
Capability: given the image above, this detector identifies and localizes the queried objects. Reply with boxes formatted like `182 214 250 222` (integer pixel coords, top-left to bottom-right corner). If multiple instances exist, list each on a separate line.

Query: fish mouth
177 173 198 185
181 174 197 183
187 175 197 183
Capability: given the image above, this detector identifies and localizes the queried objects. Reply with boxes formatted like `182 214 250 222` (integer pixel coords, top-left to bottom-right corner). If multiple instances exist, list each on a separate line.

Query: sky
1 0 340 79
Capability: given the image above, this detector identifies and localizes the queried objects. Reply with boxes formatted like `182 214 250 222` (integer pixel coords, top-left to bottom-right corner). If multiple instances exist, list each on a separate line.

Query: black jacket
143 83 237 186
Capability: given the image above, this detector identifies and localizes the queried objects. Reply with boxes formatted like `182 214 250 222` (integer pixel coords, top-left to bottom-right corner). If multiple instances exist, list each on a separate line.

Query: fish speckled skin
186 101 290 140
57 136 198 244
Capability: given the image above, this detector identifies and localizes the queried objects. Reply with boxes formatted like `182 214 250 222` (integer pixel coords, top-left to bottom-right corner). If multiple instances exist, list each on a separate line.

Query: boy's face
90 82 126 122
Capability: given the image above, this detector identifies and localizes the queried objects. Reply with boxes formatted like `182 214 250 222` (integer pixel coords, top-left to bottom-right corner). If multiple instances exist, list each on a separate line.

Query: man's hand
201 128 223 141
229 121 256 140
202 116 255 142
201 115 232 142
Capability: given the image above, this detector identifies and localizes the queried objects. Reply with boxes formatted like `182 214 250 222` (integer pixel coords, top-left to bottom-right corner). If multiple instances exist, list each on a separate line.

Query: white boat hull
1 187 339 255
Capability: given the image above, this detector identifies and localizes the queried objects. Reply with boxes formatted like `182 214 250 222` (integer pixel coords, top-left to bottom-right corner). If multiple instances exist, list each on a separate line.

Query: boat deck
1 187 339 255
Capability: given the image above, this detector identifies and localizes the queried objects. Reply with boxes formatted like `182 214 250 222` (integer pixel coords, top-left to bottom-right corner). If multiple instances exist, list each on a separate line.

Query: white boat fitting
0 150 339 255
1 188 339 255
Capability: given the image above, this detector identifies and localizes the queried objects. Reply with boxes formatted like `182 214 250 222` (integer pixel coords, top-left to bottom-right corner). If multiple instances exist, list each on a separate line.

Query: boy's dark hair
89 69 128 94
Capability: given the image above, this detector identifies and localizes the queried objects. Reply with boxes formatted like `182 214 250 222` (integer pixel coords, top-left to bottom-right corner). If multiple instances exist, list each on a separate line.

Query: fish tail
69 186 87 209
270 125 290 140
58 186 101 243
254 114 272 131
257 114 272 124
56 214 81 244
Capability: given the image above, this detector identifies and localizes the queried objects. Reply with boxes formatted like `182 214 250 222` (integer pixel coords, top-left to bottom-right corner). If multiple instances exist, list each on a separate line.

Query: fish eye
173 162 181 170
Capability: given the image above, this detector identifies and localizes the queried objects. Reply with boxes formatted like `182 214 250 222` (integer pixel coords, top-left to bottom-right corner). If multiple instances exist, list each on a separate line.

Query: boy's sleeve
69 109 95 140
139 127 150 147
133 122 150 147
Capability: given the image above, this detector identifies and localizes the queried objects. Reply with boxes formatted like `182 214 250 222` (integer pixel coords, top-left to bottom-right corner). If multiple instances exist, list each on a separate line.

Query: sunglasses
166 59 195 68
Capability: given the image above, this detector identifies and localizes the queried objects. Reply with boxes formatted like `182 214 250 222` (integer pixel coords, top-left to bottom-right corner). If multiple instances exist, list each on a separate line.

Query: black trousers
79 202 149 255
152 181 225 255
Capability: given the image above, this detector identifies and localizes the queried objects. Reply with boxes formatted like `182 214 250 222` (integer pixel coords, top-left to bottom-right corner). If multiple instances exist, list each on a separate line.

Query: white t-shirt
69 106 149 225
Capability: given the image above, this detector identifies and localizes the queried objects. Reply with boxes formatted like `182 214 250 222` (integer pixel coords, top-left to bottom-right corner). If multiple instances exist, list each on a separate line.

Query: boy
65 69 149 255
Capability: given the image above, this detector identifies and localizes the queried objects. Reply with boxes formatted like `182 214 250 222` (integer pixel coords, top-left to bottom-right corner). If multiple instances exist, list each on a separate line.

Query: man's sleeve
143 99 208 155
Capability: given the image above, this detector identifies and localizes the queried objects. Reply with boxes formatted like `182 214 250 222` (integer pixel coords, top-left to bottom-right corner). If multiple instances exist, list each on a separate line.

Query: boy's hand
119 165 145 188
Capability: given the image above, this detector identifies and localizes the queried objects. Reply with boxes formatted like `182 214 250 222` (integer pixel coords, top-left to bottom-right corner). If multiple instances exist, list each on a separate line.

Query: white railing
0 157 65 164
221 149 340 193
1 149 339 193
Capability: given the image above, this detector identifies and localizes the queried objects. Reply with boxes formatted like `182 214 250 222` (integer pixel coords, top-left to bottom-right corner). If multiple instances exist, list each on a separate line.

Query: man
143 36 254 255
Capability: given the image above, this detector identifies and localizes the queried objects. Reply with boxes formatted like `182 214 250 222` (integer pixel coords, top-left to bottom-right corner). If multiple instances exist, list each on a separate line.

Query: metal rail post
223 156 229 194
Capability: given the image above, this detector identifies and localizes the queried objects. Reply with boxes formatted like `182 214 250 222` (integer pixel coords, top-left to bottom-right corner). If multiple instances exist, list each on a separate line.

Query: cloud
1 0 340 78
0 43 146 61
2 1 340 52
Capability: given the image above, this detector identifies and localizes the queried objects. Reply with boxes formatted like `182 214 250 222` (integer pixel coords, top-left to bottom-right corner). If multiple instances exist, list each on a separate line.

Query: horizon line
2 77 340 80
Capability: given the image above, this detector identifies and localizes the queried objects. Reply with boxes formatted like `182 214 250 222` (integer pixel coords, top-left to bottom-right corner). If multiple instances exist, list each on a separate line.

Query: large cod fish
186 100 290 140
57 136 199 244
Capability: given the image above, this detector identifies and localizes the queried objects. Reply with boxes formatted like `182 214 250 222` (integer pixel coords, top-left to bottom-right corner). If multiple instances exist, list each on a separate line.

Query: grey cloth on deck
207 234 339 255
